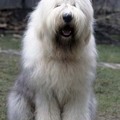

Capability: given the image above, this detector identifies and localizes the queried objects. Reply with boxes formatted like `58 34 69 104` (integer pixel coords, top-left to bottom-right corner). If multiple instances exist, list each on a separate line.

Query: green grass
97 45 120 63
0 35 21 50
0 34 20 120
0 54 19 120
0 35 120 120
95 68 120 119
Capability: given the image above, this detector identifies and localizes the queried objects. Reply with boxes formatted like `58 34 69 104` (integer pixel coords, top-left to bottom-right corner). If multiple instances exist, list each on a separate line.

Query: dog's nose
63 13 72 23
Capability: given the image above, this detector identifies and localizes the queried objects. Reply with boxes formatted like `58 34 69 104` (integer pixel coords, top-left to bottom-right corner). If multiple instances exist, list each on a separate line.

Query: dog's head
29 0 94 55
23 0 95 67
42 0 94 49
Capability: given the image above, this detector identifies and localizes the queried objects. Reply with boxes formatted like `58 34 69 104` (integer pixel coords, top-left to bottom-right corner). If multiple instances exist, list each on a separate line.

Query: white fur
8 0 97 120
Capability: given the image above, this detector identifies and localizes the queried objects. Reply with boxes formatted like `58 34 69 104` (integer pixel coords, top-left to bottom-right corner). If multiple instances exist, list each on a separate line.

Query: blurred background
0 0 120 120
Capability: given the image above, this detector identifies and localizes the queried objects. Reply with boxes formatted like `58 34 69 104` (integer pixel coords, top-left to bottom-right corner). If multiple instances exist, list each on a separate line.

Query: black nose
63 13 72 23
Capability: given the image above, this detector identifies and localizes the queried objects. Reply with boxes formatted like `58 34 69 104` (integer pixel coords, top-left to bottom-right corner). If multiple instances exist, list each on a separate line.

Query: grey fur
7 70 35 120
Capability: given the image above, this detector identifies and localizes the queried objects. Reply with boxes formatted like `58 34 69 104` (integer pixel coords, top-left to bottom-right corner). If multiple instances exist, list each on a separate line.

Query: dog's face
41 0 94 48
33 0 94 52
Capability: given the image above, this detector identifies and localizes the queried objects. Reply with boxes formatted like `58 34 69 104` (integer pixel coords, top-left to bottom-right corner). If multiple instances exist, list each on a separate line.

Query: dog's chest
35 59 88 102
44 60 83 91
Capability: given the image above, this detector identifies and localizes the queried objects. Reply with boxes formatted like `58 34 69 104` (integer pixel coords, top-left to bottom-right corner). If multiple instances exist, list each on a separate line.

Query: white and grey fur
7 0 97 120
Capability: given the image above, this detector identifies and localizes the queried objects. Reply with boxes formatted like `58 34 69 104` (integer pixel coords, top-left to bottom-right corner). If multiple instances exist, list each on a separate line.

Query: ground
0 35 120 120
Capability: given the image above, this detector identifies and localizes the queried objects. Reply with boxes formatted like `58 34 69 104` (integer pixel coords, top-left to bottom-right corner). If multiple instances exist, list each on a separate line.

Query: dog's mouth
55 25 77 49
60 25 74 37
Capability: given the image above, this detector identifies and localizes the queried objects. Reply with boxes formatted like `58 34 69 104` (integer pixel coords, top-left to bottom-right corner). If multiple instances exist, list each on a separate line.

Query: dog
7 0 97 120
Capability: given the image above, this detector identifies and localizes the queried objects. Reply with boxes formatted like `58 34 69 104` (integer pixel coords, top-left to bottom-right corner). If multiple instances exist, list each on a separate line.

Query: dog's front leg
63 93 91 120
35 92 61 120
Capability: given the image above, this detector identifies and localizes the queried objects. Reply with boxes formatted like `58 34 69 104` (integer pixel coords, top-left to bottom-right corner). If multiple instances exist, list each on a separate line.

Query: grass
0 35 21 50
97 45 120 63
0 54 19 120
95 68 120 120
0 35 120 120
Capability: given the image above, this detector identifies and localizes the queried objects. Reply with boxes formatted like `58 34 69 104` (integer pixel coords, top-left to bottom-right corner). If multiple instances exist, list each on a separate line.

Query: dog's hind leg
7 92 34 120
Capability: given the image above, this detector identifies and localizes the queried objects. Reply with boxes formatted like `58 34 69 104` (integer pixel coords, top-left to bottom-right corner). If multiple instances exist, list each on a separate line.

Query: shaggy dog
7 0 97 120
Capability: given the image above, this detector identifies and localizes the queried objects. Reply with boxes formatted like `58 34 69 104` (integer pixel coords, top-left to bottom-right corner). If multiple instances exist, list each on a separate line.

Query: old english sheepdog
7 0 97 120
